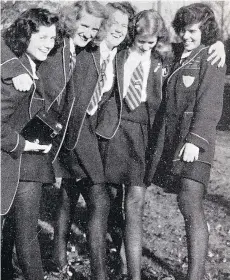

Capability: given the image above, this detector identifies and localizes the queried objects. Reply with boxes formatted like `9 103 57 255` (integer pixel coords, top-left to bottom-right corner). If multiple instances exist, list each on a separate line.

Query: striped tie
68 51 77 80
87 56 110 115
125 62 144 110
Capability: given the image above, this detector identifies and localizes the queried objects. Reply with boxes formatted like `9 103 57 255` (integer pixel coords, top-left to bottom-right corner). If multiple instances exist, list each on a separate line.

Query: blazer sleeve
1 38 28 82
38 39 70 102
1 80 27 158
186 52 226 150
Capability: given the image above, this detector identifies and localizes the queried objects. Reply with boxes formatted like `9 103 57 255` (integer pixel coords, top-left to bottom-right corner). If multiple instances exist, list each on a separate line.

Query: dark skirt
102 119 148 187
172 159 211 186
153 149 211 194
60 115 105 184
19 152 55 183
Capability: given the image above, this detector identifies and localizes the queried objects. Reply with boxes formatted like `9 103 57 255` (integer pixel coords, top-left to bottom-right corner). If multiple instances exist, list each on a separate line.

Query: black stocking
87 184 110 280
178 178 208 280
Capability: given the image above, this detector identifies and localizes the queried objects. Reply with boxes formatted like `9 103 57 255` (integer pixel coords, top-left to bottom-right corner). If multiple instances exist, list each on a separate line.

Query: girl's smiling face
133 34 158 54
26 25 56 61
72 12 102 47
104 10 129 50
179 22 202 51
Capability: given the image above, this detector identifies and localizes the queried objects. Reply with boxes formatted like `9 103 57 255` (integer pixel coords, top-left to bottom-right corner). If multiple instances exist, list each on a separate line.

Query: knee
89 185 110 213
126 188 145 213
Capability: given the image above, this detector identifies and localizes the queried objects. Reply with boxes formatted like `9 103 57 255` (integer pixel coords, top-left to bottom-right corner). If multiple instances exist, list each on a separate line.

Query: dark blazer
1 38 76 164
1 49 48 215
158 44 226 177
64 46 118 150
37 38 76 163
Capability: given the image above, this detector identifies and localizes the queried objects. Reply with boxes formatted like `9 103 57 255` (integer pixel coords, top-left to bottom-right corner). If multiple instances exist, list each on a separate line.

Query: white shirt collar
25 54 38 80
128 48 152 63
100 41 117 61
180 50 192 64
69 37 76 56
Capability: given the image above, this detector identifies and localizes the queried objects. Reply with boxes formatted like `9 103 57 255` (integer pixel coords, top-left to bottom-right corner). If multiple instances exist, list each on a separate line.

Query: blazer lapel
146 55 163 126
116 50 127 98
92 48 100 75
18 54 44 118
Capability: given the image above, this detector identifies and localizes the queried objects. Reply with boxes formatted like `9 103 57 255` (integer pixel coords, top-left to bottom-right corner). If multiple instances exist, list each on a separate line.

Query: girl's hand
12 73 33 91
24 140 52 153
207 41 226 68
179 143 199 162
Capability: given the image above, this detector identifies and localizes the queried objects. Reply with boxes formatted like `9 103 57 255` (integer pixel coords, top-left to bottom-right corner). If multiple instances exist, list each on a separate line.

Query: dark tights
53 180 125 280
53 178 89 268
88 184 110 280
53 180 111 280
1 181 44 280
177 178 208 280
124 185 146 280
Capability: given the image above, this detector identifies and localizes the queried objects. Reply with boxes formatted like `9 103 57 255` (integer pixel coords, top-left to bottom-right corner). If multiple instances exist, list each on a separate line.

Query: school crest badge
182 75 195 88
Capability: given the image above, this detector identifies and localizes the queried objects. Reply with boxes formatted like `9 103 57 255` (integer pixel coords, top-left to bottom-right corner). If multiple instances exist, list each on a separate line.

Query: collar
128 48 151 63
181 50 192 59
100 41 117 61
69 37 76 55
25 54 38 80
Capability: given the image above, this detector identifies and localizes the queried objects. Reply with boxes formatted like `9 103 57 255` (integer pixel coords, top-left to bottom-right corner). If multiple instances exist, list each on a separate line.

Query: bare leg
177 178 208 280
88 184 110 280
124 185 146 280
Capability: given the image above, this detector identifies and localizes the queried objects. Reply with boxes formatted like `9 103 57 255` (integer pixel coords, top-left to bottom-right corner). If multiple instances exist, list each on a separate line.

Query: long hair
93 2 136 50
172 3 219 45
3 8 59 57
129 9 170 59
59 1 108 39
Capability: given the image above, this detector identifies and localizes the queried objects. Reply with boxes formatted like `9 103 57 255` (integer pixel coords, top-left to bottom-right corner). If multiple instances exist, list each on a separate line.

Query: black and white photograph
1 1 230 280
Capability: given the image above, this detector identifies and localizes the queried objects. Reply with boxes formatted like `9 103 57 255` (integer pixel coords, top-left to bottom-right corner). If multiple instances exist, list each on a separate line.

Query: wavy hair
93 2 136 50
2 8 59 57
129 9 170 59
172 3 219 45
59 1 108 39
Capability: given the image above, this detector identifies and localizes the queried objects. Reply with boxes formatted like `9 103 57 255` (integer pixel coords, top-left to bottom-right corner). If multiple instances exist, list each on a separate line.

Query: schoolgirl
58 3 135 280
156 3 226 280
1 8 59 280
37 2 108 279
100 10 170 280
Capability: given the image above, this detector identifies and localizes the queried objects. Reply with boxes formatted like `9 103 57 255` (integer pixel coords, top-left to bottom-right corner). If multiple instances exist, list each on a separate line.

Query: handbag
21 109 63 145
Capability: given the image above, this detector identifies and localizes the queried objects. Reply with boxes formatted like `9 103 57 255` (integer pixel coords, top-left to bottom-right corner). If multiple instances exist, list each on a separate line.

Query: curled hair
93 2 136 50
2 8 59 57
59 1 108 39
172 3 219 45
129 9 170 58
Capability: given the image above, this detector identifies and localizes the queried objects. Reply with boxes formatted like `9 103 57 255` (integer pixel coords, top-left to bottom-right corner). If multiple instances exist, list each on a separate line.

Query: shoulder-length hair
172 3 219 45
129 9 170 59
2 8 59 57
59 1 108 39
93 2 136 50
